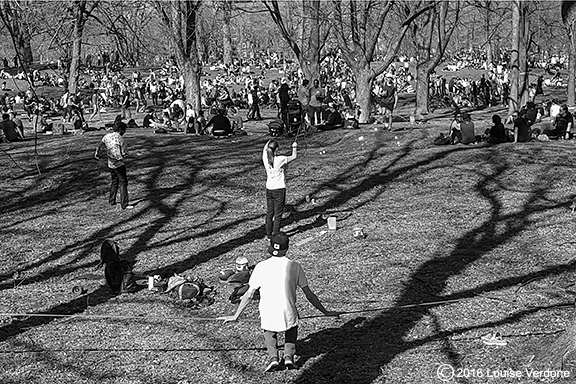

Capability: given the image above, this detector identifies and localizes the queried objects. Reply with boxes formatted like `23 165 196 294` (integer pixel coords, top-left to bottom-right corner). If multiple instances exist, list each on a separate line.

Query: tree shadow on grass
1 134 568 384
0 136 446 342
291 152 574 383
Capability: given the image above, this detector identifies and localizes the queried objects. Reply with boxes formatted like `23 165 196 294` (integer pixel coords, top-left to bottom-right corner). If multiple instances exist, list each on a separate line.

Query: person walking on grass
89 90 102 122
218 232 339 372
380 74 398 131
94 121 133 210
262 139 297 239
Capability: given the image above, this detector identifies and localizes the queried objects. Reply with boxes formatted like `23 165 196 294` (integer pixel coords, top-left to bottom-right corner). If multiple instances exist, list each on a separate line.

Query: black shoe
264 357 279 372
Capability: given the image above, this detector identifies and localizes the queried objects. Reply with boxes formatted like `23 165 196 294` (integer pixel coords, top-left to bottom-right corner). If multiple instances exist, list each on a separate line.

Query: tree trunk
300 57 320 84
519 3 529 107
177 57 201 113
569 26 576 106
355 69 374 123
414 64 430 116
221 1 233 65
16 25 32 67
485 1 492 69
155 0 202 119
303 0 321 83
509 0 520 114
68 15 83 95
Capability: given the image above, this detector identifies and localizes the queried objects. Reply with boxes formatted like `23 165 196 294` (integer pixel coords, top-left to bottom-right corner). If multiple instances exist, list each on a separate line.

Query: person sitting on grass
550 99 561 119
169 103 186 131
458 112 476 144
511 110 531 143
523 101 539 127
229 107 245 135
485 114 507 144
142 108 157 129
9 111 24 139
0 113 23 141
449 112 463 144
543 104 573 140
205 108 232 137
218 232 339 372
195 110 207 135
316 103 344 131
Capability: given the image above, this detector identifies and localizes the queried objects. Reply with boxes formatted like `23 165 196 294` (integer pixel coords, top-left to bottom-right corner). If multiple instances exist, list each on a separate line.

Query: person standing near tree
218 231 339 372
89 90 102 122
278 81 290 129
308 79 324 126
296 79 311 124
380 74 398 131
247 85 262 120
94 121 133 210
121 84 132 120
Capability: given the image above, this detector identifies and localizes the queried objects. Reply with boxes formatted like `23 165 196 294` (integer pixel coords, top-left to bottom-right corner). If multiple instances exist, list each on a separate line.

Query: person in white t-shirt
218 232 339 372
261 140 297 239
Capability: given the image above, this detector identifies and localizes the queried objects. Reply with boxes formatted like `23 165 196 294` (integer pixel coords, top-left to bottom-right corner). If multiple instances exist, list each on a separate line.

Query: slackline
0 295 504 322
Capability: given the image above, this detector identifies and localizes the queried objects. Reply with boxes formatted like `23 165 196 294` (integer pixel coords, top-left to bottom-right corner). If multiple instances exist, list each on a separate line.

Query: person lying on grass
218 232 339 372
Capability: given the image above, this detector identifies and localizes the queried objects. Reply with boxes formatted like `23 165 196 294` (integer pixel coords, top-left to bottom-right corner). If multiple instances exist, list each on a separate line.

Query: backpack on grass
166 274 214 303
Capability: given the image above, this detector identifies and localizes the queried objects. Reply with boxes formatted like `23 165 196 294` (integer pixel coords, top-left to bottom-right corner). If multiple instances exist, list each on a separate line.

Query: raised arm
286 141 297 163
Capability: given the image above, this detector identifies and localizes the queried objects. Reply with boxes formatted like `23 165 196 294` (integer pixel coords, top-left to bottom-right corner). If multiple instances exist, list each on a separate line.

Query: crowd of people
439 98 574 146
1 44 575 144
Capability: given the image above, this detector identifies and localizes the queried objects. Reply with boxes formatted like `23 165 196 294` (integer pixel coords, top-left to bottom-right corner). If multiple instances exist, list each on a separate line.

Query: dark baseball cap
268 232 289 257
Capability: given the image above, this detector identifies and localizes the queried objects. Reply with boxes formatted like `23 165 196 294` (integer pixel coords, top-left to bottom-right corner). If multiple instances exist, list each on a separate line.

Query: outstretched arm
301 285 339 317
218 287 257 323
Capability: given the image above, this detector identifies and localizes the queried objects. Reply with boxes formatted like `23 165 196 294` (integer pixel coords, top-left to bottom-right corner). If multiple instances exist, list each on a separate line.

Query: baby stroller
268 118 284 137
286 99 303 136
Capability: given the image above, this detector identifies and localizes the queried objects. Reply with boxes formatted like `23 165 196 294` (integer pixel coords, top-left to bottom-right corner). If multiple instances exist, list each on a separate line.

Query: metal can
235 256 249 272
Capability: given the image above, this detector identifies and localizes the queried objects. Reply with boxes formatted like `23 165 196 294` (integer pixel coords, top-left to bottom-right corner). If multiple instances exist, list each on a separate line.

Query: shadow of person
296 316 366 368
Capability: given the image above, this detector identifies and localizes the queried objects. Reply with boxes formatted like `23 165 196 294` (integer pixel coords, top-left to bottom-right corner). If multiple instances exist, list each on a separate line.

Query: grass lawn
2 87 576 384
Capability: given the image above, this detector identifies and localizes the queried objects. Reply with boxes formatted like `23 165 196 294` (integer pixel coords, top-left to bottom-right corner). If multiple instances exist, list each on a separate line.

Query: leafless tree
0 0 35 69
410 0 459 116
67 0 100 95
155 0 203 117
263 0 329 83
332 0 431 123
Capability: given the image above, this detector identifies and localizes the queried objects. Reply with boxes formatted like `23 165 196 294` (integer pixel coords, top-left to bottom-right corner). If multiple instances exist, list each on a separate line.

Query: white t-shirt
551 104 561 118
262 143 288 190
248 256 308 332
